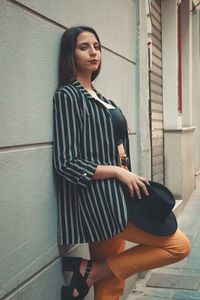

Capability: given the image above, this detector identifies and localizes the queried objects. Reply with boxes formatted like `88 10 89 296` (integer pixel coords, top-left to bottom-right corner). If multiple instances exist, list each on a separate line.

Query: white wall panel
0 0 136 147
4 260 64 300
0 146 58 297
0 1 61 147
17 0 136 62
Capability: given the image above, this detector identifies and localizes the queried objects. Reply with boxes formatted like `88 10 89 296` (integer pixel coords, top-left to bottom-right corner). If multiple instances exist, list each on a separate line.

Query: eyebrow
78 42 99 46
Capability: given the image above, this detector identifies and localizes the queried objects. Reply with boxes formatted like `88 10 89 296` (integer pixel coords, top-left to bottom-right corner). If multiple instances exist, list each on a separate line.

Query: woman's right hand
115 167 149 199
93 165 149 199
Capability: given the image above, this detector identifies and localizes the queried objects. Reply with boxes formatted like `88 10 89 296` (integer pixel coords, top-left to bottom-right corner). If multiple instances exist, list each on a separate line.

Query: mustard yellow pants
89 221 190 300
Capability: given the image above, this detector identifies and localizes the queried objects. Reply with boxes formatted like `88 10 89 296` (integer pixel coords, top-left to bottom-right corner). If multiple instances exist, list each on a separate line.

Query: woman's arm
53 89 98 188
54 88 149 197
93 165 149 199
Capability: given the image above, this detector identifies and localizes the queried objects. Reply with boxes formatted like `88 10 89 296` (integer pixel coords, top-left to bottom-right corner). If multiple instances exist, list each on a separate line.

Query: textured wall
0 0 139 299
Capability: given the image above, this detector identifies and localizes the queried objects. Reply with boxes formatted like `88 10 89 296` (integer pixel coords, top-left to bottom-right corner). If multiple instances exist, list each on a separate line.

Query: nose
90 46 97 56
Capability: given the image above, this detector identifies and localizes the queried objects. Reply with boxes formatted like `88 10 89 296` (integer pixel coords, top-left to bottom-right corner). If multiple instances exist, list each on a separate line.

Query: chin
91 65 99 71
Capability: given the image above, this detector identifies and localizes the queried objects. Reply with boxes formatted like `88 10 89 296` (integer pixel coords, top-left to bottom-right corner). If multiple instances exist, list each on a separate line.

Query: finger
138 176 150 186
137 181 149 196
145 179 150 186
128 185 134 198
133 184 141 199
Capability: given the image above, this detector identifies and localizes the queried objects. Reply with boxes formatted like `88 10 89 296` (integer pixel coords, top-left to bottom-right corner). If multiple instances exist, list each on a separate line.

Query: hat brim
124 181 178 236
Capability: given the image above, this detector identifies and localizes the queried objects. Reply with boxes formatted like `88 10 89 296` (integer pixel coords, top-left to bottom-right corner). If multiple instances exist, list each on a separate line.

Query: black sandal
61 257 93 300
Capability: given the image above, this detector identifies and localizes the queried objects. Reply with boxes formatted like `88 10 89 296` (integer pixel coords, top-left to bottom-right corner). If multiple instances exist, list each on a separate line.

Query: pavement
126 176 200 300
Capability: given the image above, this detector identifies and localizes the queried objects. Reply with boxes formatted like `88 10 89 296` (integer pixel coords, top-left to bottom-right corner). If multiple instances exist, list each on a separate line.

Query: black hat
124 181 178 236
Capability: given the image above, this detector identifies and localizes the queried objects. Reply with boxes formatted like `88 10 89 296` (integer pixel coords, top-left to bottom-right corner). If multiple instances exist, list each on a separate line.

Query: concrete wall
135 0 151 178
0 0 144 299
164 128 195 203
181 0 193 128
192 11 200 173
161 0 179 129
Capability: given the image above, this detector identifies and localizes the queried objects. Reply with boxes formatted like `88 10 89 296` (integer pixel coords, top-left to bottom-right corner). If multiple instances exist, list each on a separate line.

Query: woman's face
75 31 101 75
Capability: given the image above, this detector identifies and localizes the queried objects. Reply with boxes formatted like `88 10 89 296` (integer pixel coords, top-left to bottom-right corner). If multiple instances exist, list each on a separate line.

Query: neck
76 72 93 91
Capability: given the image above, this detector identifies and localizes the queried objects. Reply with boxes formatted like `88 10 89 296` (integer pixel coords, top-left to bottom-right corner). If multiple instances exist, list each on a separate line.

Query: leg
107 221 191 280
72 222 190 299
89 236 126 300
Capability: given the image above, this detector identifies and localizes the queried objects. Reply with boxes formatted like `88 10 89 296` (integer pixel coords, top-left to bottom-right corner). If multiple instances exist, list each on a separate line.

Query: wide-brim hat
124 181 178 236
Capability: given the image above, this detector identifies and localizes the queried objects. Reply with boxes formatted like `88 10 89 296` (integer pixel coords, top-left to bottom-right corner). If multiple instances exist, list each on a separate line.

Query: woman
53 26 190 300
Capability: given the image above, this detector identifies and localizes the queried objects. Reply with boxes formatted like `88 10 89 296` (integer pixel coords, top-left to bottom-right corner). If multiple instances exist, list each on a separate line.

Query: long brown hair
58 26 102 88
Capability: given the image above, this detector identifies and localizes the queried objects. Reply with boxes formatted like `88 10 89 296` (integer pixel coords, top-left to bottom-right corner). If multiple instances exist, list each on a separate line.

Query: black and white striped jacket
53 81 131 244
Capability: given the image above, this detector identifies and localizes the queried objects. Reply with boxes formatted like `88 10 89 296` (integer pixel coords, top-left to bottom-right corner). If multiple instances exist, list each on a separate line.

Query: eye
94 44 100 50
80 46 87 50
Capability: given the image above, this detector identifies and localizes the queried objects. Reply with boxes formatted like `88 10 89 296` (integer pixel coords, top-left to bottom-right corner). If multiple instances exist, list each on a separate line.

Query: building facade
161 0 200 208
0 1 199 299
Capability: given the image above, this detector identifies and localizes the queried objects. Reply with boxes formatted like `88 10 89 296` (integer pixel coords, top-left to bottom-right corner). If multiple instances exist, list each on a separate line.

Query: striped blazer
53 80 131 244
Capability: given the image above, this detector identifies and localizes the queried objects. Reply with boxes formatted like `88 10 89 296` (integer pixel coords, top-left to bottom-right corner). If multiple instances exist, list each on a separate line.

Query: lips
89 60 98 64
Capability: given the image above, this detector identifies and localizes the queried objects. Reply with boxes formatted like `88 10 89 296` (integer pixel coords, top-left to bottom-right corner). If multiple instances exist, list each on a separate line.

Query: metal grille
151 0 165 183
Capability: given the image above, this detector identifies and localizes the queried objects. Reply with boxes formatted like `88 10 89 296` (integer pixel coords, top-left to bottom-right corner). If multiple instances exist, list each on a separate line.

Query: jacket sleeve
53 89 98 187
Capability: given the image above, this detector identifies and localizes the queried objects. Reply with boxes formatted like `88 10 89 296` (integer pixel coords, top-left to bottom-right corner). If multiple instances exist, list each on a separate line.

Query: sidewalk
126 176 200 300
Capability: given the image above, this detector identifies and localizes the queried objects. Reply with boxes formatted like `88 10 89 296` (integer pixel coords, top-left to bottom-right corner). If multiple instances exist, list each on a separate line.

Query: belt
118 144 129 170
